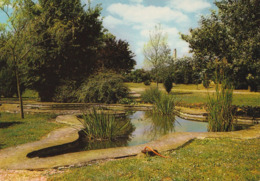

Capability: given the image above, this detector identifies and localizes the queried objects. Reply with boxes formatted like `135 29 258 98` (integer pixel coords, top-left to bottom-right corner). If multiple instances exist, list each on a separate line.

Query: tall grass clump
141 87 161 103
153 93 176 115
80 107 134 141
206 58 235 132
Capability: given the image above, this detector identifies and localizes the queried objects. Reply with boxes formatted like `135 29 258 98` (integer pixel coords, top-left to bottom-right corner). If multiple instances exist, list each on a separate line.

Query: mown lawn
126 83 260 107
0 113 62 149
49 138 260 181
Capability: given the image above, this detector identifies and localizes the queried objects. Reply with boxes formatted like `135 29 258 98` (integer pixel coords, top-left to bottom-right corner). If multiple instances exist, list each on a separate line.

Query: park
0 0 259 180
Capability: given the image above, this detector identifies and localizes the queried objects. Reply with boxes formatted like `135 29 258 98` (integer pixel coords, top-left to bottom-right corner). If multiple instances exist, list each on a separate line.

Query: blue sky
89 0 216 68
0 0 216 69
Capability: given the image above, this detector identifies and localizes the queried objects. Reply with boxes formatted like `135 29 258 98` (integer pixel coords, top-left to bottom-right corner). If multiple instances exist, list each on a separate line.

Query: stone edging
0 114 259 170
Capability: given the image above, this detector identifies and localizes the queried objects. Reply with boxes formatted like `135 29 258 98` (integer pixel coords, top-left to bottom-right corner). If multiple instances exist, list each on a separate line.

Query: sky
89 0 216 69
0 0 216 69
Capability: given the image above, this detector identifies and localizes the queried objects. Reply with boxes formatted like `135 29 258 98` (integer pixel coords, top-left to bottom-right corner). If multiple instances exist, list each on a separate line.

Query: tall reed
153 93 176 115
80 107 133 141
206 79 234 132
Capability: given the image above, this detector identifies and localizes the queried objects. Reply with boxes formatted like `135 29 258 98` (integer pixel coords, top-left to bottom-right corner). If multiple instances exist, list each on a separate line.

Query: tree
143 24 171 88
23 0 105 101
181 0 260 91
163 76 173 94
0 0 40 118
97 35 136 74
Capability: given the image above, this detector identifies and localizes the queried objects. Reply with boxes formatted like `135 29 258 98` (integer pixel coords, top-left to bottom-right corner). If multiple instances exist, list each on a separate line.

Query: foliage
153 93 176 115
22 0 105 101
52 80 78 103
144 80 151 86
140 87 161 103
97 35 136 74
118 98 136 105
206 79 234 132
124 69 151 83
181 0 260 91
143 24 171 87
80 107 134 141
202 73 210 88
163 76 173 94
78 72 129 104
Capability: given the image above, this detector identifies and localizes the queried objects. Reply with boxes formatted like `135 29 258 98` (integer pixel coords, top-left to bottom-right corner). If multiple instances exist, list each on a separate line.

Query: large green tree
97 35 136 74
23 0 105 101
181 0 260 91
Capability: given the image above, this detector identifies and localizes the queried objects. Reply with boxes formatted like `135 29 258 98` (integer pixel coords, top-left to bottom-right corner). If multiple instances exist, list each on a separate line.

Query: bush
78 72 129 104
144 80 151 86
52 80 78 103
118 98 136 105
163 76 173 93
80 107 134 141
141 87 161 103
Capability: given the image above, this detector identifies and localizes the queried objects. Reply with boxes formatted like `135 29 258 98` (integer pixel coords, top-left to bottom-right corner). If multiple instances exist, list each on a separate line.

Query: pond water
27 111 251 158
127 111 208 146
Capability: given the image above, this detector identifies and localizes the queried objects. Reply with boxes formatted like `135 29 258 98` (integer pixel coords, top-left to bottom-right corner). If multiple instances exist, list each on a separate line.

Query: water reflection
143 112 176 139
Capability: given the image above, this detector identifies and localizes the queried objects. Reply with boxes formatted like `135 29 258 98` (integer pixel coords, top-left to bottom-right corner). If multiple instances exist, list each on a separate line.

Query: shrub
78 72 129 104
80 107 134 141
144 80 151 86
163 76 173 94
52 80 78 103
141 87 161 103
153 93 176 115
206 80 234 132
118 98 136 105
202 75 210 88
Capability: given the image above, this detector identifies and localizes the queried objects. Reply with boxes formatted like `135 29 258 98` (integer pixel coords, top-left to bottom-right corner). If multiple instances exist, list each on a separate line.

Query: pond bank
0 112 259 170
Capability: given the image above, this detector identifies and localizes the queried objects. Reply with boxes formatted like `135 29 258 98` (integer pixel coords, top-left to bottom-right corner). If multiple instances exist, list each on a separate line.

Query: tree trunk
15 69 24 119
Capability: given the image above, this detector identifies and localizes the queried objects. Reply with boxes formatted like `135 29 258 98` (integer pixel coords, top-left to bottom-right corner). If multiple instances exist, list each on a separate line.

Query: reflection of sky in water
127 111 208 146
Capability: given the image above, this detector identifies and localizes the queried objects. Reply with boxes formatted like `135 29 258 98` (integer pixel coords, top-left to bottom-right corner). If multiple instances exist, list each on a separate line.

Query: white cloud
103 15 124 28
107 3 189 25
129 0 143 4
168 0 211 13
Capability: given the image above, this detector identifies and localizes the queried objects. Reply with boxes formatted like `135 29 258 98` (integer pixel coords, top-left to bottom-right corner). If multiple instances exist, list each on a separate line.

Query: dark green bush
163 76 173 93
144 80 151 86
52 80 78 103
78 72 129 104
141 87 161 103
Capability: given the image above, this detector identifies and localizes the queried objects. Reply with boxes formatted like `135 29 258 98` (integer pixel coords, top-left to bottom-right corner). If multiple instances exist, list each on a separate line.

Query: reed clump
206 80 234 132
153 93 176 115
80 107 134 141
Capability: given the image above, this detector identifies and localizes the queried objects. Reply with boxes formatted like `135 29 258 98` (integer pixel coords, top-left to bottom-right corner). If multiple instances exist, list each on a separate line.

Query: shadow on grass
171 91 193 95
0 122 23 129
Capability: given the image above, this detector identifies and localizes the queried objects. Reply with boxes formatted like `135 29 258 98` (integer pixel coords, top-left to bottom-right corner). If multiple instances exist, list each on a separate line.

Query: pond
27 111 251 158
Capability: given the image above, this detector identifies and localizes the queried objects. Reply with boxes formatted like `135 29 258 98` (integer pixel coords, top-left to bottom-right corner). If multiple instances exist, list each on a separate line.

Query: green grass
126 83 260 107
49 138 260 181
0 113 62 149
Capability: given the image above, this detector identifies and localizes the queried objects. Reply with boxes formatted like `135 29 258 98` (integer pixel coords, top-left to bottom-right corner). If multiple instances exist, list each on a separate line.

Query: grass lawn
49 138 260 181
126 83 260 107
0 113 62 149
